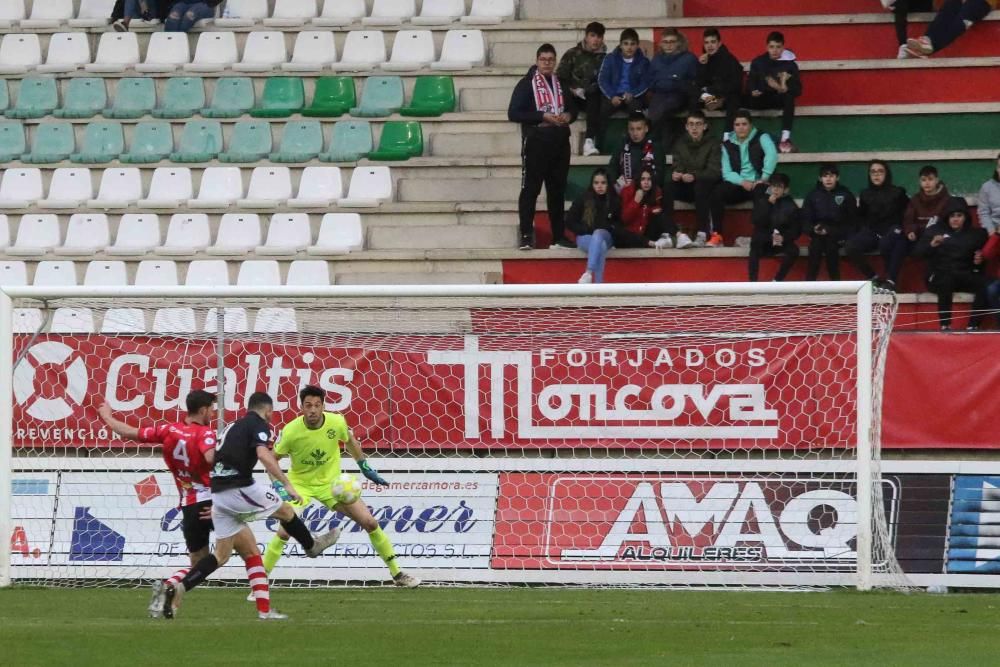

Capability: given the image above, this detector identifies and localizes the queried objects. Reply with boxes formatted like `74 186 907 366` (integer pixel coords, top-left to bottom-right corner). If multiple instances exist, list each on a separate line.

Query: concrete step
368 224 515 250
398 177 522 202
432 130 525 157
460 87 515 113
336 270 499 285
519 0 673 19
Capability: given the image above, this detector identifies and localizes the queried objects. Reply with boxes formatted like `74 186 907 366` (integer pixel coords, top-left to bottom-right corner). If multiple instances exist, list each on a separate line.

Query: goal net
0 282 907 590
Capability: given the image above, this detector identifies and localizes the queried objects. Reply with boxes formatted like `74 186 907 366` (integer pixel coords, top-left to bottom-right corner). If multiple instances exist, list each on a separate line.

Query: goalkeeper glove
272 480 293 502
358 460 389 486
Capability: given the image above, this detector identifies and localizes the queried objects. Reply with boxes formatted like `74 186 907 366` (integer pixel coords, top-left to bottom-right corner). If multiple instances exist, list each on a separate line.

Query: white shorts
211 481 283 539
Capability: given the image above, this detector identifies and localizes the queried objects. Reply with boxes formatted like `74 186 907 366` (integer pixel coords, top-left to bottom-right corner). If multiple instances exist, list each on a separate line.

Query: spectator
557 22 608 156
567 168 622 284
845 160 911 290
904 0 996 58
748 172 801 281
981 219 1000 321
587 29 650 156
617 168 675 249
696 28 745 137
165 1 222 32
903 165 952 243
803 164 857 281
667 110 722 249
915 197 989 331
607 112 667 193
508 44 578 250
883 0 934 58
711 109 777 248
746 31 802 154
112 0 160 30
645 28 699 151
977 152 1000 234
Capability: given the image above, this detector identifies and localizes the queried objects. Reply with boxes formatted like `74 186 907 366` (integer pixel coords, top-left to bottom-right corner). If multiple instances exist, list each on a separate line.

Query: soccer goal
0 282 907 590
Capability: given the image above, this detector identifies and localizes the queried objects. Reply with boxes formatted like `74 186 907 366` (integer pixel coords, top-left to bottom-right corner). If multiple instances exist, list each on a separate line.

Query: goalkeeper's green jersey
274 413 350 489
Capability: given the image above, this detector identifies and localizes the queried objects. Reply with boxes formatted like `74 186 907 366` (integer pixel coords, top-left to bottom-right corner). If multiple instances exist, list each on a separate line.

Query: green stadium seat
302 76 356 118
170 120 223 163
250 77 305 118
152 77 206 119
120 121 173 163
367 121 423 161
349 76 404 118
53 78 107 119
0 81 9 115
7 77 58 119
71 121 125 164
201 77 255 118
104 78 156 119
0 121 25 161
218 121 271 163
270 120 323 163
21 122 75 163
400 76 456 117
319 120 372 163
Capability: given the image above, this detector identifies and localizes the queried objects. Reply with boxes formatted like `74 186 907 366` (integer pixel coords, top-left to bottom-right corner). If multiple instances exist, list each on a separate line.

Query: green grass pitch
2 587 999 666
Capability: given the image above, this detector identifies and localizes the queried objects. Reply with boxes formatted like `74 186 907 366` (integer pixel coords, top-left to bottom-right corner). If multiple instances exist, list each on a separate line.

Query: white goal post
0 281 905 590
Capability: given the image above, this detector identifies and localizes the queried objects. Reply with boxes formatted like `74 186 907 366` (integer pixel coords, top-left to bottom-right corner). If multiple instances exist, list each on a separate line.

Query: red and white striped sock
245 555 270 614
164 568 189 588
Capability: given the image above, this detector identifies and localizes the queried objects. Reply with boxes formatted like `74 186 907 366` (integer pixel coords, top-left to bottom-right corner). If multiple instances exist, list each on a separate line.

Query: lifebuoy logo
13 342 89 422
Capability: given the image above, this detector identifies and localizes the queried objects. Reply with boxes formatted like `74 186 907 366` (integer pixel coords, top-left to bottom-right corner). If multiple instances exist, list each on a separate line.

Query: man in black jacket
748 173 801 281
844 160 910 290
696 29 744 137
916 197 990 331
803 164 857 281
745 31 801 154
509 44 578 250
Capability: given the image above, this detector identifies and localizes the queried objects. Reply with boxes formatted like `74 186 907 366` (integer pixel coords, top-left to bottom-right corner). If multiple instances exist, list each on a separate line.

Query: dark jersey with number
210 412 272 492
138 421 217 507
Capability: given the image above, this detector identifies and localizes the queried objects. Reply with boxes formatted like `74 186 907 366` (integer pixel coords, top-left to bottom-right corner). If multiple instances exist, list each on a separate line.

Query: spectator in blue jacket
644 28 698 151
803 164 857 281
585 28 650 156
710 109 777 246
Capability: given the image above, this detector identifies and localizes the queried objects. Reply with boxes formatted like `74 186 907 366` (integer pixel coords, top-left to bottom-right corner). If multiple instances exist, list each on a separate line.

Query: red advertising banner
492 473 899 571
12 332 857 450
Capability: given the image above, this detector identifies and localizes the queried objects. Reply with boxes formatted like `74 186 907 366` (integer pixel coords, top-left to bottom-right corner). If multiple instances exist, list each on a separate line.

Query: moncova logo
13 342 88 421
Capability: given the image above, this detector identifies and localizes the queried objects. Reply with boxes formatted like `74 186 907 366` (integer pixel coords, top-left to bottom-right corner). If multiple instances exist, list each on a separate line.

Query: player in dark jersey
98 390 223 618
162 391 341 620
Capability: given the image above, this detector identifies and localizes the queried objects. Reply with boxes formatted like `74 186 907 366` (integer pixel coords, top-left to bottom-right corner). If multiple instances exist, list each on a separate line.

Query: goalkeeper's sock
164 568 189 588
244 554 270 614
280 515 315 551
179 554 218 592
369 527 401 578
263 534 288 575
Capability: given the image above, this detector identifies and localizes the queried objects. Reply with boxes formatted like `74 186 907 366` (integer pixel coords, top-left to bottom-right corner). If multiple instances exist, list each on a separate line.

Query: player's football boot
147 580 166 618
162 582 185 619
393 571 421 588
258 609 289 621
305 527 342 557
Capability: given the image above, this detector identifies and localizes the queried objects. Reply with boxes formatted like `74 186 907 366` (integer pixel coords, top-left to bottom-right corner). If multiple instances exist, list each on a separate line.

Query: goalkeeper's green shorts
286 481 337 511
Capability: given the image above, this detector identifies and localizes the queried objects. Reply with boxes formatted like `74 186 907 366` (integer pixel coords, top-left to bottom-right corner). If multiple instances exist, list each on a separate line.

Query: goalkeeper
262 384 421 588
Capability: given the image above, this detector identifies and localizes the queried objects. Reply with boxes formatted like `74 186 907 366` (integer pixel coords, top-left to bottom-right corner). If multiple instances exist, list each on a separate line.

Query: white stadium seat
238 259 282 286
3 260 36 332
106 214 161 255
138 168 194 209
233 31 288 73
338 167 392 207
286 259 330 285
309 213 363 254
282 30 337 72
136 259 179 286
265 0 320 27
0 214 8 248
38 168 94 210
33 260 77 286
88 168 142 209
186 259 229 285
434 29 486 70
207 213 261 255
101 307 147 333
185 32 239 73
0 168 43 209
21 0 74 29
382 30 435 71
412 0 465 25
55 214 110 255
0 0 25 29
288 166 343 208
329 31 386 72
313 0 365 27
462 0 515 24
51 307 95 333
135 32 191 73
363 0 416 26
239 167 292 208
0 34 41 75
70 0 116 28
159 214 211 256
38 33 91 74
85 32 140 73
1 260 27 283
7 214 59 256
215 0 268 27
83 260 127 286
256 213 312 256
189 167 244 209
